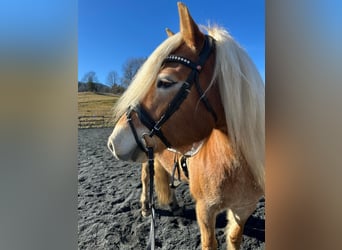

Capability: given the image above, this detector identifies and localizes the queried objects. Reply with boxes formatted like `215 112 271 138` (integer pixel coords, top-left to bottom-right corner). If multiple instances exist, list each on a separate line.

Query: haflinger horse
107 2 264 250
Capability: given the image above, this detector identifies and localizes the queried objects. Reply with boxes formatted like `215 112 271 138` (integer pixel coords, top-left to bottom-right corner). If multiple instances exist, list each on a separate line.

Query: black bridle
126 35 216 250
126 35 217 152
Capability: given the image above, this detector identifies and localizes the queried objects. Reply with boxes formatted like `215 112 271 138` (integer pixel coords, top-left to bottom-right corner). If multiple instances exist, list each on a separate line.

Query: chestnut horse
108 2 264 249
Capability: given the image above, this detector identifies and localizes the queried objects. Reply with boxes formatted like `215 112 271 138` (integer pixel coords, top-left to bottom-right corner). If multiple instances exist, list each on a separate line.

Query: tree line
78 57 146 94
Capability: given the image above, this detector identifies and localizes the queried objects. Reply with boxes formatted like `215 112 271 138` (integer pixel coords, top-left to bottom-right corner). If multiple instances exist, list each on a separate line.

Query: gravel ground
78 128 265 249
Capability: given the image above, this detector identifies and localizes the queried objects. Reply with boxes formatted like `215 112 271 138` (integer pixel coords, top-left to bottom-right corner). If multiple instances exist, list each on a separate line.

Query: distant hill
78 82 112 93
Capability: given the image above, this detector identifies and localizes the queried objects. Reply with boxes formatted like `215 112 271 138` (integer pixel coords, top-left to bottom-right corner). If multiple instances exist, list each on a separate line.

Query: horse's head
108 3 224 162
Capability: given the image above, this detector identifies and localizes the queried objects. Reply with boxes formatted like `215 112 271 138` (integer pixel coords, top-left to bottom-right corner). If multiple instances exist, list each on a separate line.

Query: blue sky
78 0 264 84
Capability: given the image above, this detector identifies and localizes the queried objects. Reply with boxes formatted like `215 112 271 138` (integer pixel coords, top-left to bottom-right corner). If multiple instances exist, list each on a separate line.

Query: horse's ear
177 2 204 50
165 28 175 37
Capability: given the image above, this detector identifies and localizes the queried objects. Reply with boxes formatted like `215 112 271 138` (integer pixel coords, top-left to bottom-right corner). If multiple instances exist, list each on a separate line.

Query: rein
146 146 155 250
126 35 216 250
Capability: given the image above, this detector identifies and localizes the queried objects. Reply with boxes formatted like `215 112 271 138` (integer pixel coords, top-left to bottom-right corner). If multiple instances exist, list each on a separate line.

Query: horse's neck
189 129 249 175
194 128 240 168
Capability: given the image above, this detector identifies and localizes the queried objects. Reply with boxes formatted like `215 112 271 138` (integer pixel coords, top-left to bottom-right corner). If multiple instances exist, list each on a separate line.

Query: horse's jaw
107 124 146 162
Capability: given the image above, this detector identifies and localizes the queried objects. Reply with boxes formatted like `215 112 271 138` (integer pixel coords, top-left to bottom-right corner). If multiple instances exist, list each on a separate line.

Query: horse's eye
157 79 177 88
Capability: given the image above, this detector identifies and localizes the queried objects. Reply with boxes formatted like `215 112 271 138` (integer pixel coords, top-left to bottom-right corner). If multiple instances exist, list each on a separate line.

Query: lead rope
146 146 155 250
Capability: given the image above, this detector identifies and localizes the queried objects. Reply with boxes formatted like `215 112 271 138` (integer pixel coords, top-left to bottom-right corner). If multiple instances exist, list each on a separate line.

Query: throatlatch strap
193 72 218 122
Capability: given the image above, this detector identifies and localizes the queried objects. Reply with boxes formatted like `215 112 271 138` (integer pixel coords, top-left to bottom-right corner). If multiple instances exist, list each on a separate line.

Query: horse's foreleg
226 207 255 250
140 162 151 217
196 200 218 250
226 219 245 250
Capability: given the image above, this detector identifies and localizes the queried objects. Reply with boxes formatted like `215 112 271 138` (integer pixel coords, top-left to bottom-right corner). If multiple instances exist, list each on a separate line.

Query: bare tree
106 70 119 88
121 57 146 87
82 71 98 92
107 70 125 94
82 71 98 83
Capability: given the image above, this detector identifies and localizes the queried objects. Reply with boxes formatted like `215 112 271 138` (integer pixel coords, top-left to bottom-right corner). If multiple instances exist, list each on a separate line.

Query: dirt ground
78 128 265 249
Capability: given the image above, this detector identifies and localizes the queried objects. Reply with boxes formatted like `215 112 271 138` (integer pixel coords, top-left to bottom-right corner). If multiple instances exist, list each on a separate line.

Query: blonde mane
207 26 265 190
113 25 265 190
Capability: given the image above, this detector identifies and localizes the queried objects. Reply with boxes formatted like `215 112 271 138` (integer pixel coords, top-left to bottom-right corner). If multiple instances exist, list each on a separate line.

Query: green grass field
78 92 119 128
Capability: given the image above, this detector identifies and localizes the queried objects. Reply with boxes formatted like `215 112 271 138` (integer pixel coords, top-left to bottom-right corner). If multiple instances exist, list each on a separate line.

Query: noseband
127 35 217 153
